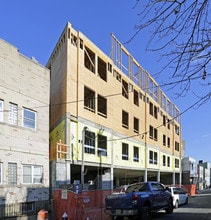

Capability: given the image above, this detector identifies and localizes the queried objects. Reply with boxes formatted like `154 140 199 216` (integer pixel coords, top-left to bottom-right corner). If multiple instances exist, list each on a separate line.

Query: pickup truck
105 181 173 220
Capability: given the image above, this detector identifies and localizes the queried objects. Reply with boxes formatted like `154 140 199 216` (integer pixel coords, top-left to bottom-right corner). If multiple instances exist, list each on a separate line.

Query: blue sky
0 0 210 162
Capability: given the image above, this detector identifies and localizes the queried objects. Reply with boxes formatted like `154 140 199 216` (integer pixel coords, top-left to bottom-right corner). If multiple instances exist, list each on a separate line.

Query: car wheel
140 205 152 220
174 200 179 209
165 199 174 214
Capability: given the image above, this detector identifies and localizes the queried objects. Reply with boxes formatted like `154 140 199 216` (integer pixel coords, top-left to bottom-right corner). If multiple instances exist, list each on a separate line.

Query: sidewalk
194 188 211 196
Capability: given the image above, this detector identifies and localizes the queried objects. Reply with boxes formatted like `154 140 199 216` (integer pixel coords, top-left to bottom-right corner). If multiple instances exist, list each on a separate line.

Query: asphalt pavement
153 188 211 220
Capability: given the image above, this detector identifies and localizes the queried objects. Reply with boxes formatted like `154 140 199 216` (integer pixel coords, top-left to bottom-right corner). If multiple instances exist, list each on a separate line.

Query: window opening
122 143 129 160
122 79 129 99
98 57 107 81
134 117 139 133
113 69 121 82
98 134 107 156
23 165 43 184
149 150 157 165
122 110 129 129
23 108 36 130
167 137 170 148
84 130 95 154
84 86 95 112
175 159 180 168
134 89 139 106
163 155 166 166
133 146 139 162
97 94 107 117
163 135 166 146
175 141 180 151
84 46 95 73
149 125 158 141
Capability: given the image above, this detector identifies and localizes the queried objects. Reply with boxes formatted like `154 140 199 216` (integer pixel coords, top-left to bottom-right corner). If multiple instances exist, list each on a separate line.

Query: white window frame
23 108 37 130
9 102 18 125
0 100 4 122
23 165 43 184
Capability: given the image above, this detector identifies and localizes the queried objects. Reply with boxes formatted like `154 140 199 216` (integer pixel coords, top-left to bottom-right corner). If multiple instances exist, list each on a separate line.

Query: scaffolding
110 33 180 123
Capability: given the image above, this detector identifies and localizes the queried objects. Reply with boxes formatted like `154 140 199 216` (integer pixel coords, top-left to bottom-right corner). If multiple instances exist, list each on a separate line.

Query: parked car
105 182 173 220
167 186 188 208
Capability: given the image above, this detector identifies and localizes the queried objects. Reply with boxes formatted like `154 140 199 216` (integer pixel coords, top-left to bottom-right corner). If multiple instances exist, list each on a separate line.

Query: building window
163 115 166 126
133 146 139 162
175 159 180 168
175 141 180 151
97 94 107 117
8 162 17 185
149 102 158 119
163 155 166 166
163 135 166 146
149 102 153 116
167 156 170 167
149 150 157 165
167 137 170 148
84 46 95 73
23 165 43 184
23 108 36 130
0 163 2 184
149 125 158 141
84 130 95 154
122 79 128 99
154 106 158 119
71 34 77 46
9 102 18 125
175 125 180 135
122 110 129 129
113 69 121 82
122 143 129 160
167 119 171 129
84 86 95 112
80 39 83 49
0 100 4 122
108 63 112 72
98 57 107 81
134 117 139 133
134 89 139 106
97 134 107 156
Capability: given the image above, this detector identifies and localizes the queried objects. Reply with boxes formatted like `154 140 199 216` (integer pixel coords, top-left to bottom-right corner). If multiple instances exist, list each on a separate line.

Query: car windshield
126 183 148 193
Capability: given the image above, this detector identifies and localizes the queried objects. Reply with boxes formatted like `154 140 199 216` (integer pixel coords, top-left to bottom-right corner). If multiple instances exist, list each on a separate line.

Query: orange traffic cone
37 209 48 220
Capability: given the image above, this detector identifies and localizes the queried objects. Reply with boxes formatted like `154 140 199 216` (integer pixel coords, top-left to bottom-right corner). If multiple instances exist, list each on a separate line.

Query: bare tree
128 0 210 98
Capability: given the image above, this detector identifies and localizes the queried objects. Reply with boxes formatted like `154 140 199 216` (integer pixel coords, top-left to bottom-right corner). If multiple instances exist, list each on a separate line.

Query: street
153 189 211 220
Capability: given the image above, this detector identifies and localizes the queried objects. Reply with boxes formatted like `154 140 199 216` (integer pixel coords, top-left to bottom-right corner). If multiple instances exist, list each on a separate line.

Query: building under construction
47 22 182 192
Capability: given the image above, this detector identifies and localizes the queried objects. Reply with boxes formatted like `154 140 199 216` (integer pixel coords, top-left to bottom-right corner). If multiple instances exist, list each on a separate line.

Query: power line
1 72 209 113
85 92 211 143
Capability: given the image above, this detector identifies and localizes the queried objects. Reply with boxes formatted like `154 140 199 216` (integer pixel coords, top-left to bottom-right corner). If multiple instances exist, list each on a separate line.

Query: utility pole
81 127 87 191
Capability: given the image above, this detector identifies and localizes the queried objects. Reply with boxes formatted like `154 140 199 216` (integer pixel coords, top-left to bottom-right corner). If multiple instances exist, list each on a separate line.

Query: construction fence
54 189 111 220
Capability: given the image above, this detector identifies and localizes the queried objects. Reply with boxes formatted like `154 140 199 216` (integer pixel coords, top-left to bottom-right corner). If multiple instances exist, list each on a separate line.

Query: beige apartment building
47 22 182 191
0 39 50 218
